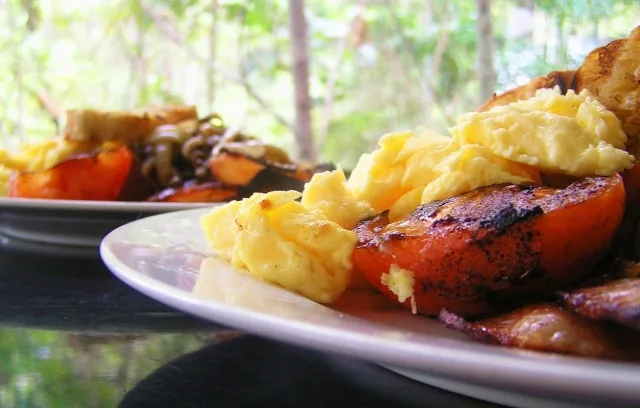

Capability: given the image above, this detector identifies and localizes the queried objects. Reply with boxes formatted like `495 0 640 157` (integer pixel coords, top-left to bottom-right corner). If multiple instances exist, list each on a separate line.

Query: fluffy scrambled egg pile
201 88 635 304
201 171 375 303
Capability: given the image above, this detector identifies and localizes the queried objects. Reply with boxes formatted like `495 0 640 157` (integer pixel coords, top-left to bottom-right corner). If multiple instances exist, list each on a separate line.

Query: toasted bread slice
477 70 576 112
574 26 640 156
63 105 198 143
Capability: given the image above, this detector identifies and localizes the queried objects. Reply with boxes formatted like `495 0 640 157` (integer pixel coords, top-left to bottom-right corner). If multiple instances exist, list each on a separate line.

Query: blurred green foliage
1 0 639 168
0 327 205 408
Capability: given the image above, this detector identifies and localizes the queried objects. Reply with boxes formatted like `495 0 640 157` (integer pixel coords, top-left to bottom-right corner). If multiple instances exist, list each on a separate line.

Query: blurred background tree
0 0 638 168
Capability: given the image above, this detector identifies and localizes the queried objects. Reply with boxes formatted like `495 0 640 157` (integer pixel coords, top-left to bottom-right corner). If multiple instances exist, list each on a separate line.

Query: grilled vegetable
558 278 640 330
439 304 640 361
9 146 135 201
148 181 238 203
352 174 625 317
209 148 314 187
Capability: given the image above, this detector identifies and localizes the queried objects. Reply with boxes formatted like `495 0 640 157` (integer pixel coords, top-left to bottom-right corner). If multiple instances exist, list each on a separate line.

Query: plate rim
100 209 640 406
0 196 223 213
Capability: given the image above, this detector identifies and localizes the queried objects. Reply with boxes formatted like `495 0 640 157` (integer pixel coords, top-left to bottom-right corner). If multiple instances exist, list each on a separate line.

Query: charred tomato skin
352 175 626 317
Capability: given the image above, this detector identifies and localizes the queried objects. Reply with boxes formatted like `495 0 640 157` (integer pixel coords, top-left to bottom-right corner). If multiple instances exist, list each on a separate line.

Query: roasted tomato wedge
148 181 238 203
209 151 314 187
9 146 134 201
352 175 625 317
209 152 266 186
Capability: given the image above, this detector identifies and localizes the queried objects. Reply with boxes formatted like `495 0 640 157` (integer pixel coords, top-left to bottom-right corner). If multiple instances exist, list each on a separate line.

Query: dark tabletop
0 237 502 408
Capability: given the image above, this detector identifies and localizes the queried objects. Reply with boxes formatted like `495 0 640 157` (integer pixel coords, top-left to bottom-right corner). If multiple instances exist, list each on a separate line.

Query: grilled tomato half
9 145 135 201
352 175 625 317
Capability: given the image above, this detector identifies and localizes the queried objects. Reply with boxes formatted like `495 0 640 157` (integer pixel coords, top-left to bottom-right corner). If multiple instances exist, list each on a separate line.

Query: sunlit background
1 0 638 167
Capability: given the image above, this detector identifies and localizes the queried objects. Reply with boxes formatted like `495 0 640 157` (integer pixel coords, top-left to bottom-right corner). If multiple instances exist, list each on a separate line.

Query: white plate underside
100 209 640 408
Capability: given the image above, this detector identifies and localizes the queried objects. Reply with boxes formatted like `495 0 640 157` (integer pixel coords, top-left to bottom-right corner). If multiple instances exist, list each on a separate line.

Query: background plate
0 197 220 251
100 209 640 408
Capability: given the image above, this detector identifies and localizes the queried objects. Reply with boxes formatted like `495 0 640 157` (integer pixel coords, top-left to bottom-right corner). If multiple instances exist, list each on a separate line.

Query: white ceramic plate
0 197 220 251
100 209 640 408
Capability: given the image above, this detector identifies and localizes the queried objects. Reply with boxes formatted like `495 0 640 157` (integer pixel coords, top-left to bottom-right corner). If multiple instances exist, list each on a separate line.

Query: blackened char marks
413 197 456 221
480 205 543 234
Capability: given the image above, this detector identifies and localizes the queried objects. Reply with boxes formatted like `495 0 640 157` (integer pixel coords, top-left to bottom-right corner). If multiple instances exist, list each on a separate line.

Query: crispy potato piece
574 26 640 155
558 278 640 330
64 105 198 143
353 175 625 317
147 181 238 203
477 70 575 112
439 304 640 361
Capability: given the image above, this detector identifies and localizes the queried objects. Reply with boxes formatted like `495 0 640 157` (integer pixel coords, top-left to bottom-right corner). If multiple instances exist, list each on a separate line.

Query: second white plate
0 197 221 250
100 209 640 408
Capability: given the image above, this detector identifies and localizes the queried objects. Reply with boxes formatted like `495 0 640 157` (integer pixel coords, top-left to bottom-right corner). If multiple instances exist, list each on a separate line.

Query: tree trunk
288 0 316 162
555 13 567 66
476 0 496 103
207 0 218 109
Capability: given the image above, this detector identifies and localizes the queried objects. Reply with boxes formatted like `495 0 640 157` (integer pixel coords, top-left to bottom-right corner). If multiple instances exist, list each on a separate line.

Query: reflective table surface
0 237 501 408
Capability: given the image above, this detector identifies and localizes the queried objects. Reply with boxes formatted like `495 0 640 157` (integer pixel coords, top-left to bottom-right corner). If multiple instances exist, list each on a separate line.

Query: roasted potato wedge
477 70 575 112
573 26 640 156
353 175 625 317
558 278 640 330
439 304 640 361
9 146 135 201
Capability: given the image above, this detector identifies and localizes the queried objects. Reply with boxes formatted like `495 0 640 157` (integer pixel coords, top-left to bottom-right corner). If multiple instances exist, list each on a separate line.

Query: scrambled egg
381 264 417 314
4 138 108 173
450 89 634 176
201 87 635 304
348 131 540 221
201 169 374 303
0 166 11 196
349 87 633 221
301 169 375 230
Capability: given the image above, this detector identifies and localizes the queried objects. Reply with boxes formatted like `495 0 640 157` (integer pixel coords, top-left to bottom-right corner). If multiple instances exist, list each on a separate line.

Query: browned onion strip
181 135 209 161
154 142 175 187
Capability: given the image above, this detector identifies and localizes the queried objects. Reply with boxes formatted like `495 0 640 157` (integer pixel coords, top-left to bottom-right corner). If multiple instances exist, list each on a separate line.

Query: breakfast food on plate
199 26 640 361
477 70 576 112
558 277 640 330
201 171 374 303
439 304 640 361
0 108 330 202
353 175 624 317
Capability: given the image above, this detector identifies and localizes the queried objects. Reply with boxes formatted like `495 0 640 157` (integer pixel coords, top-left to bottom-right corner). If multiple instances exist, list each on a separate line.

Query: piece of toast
477 70 576 112
574 26 640 156
63 105 198 143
